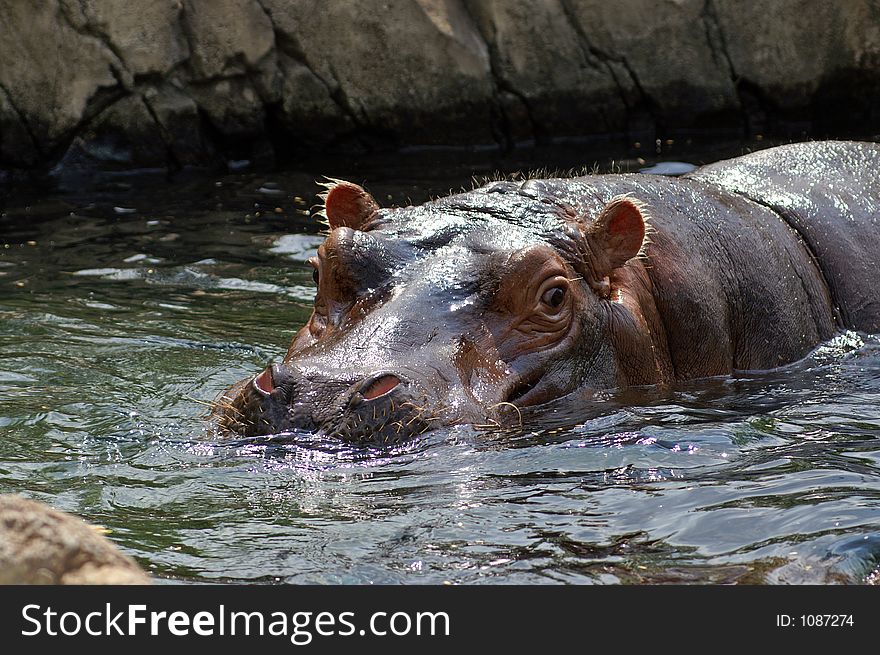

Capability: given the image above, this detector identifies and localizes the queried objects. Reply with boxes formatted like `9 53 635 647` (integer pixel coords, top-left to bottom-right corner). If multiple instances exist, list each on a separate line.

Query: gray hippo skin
216 141 879 443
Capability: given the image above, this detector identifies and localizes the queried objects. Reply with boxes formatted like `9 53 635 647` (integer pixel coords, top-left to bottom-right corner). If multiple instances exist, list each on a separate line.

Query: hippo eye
308 257 320 287
541 285 566 309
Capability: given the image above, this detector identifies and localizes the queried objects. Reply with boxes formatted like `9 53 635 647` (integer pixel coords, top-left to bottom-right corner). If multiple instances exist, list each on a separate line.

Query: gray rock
639 161 697 176
0 0 879 172
0 494 150 585
53 83 219 171
0 0 123 155
272 53 357 145
261 0 495 143
0 85 40 167
59 0 189 78
712 0 880 129
714 1 865 105
144 83 217 166
60 94 167 169
182 0 274 79
186 75 266 136
464 0 625 141
562 0 739 128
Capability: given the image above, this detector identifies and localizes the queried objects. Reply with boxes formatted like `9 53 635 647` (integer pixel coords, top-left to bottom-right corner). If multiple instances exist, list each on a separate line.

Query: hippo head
216 179 655 443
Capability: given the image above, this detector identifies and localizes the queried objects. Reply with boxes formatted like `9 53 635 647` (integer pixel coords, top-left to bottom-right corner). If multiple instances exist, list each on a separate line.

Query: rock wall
1 0 878 172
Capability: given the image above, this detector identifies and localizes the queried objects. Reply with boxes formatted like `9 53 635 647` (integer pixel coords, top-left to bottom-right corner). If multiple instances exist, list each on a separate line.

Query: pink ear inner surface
324 182 379 231
598 198 646 268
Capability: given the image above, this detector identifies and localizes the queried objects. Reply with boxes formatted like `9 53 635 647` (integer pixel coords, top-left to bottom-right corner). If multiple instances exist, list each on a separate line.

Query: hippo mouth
220 360 555 440
504 369 550 408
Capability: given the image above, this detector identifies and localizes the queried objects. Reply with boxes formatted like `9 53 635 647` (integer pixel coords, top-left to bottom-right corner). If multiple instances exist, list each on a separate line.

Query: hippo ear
323 181 380 231
587 196 647 273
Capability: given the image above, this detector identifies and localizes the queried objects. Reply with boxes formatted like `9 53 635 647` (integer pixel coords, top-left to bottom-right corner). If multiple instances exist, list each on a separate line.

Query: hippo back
687 141 880 332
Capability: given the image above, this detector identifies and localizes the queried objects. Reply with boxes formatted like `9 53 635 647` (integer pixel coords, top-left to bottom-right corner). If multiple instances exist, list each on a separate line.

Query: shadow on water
1 140 879 584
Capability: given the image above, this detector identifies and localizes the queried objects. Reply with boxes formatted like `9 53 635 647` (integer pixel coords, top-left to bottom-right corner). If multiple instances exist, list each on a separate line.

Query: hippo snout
217 364 435 444
327 371 435 444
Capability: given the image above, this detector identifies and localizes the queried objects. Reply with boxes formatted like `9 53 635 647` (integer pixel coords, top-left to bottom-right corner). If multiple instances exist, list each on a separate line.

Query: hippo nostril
361 374 400 400
253 367 274 394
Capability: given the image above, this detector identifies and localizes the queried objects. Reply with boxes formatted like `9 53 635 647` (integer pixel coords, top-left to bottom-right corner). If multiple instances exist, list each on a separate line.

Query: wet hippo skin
215 141 879 443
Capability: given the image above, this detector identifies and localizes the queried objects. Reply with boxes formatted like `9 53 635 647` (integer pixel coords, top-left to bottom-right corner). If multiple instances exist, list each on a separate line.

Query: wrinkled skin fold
214 141 880 444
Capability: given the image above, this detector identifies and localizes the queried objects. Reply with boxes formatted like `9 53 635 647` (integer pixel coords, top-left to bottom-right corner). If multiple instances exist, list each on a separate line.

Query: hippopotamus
215 140 880 443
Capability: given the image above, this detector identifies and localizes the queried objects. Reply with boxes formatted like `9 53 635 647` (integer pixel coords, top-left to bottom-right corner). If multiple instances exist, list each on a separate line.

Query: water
2 143 879 584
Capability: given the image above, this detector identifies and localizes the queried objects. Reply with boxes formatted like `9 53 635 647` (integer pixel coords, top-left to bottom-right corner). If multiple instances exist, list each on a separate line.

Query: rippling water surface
2 144 879 584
